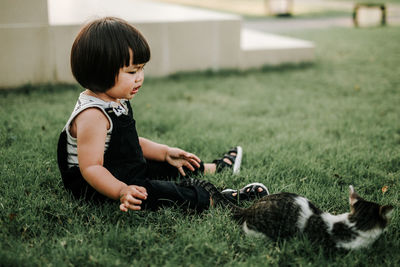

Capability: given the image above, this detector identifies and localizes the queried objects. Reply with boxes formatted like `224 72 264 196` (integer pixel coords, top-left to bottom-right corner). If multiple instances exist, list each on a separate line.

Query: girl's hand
119 185 148 212
165 147 201 176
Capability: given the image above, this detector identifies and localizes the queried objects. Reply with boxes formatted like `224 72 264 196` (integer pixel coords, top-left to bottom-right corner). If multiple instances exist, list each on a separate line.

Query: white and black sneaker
221 182 269 203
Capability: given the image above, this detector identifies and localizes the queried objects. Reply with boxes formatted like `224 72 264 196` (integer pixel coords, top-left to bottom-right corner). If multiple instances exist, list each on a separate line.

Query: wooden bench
353 2 386 27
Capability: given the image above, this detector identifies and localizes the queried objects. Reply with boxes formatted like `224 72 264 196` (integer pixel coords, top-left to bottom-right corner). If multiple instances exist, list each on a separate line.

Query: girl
57 17 268 212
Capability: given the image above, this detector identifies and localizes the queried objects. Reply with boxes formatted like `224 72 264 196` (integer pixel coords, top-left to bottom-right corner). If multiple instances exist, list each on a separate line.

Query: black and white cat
181 179 393 250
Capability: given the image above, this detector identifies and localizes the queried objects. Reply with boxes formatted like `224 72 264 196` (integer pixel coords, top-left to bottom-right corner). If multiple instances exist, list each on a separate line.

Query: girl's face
100 50 146 102
103 63 145 102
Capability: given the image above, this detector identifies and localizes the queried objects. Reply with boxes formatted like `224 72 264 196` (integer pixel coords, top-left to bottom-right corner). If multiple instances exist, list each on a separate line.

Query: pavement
156 0 400 33
243 16 353 33
243 14 400 34
156 0 354 16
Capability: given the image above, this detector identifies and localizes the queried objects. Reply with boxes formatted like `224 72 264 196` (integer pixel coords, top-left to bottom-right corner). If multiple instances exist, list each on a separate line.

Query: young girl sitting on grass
57 17 268 212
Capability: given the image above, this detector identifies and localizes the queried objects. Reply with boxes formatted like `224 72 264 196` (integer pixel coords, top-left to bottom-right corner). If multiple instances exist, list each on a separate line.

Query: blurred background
1 0 399 88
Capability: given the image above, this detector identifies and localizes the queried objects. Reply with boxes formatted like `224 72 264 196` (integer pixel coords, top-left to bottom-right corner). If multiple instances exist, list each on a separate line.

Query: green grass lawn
1 26 399 266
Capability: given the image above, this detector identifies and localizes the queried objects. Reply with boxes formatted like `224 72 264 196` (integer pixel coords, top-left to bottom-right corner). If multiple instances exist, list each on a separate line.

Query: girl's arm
75 108 147 210
139 137 201 176
139 137 169 161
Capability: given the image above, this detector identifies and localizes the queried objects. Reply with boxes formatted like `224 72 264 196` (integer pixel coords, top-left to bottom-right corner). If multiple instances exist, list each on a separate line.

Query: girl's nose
135 71 144 82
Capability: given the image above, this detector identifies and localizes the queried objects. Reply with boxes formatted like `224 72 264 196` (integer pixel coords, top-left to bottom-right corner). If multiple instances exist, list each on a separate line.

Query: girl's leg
142 161 211 212
145 146 242 178
135 146 243 211
131 178 210 212
204 163 216 174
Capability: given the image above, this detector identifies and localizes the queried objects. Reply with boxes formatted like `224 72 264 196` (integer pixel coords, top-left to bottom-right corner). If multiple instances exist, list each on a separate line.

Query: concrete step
240 28 315 68
1 0 315 87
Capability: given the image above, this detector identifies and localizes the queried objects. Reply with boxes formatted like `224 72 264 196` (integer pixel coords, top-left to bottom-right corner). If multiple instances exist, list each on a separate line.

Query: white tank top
63 92 128 168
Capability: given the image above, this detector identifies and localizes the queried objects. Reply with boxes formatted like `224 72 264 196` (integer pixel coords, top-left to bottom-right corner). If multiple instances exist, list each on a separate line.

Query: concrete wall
0 0 314 88
0 0 242 88
240 29 314 69
0 0 53 87
0 25 54 86
50 19 241 84
0 0 48 24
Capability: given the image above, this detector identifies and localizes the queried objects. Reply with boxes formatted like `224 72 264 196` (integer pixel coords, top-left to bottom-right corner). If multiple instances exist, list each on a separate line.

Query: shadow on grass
0 62 315 95
167 62 315 81
0 83 81 96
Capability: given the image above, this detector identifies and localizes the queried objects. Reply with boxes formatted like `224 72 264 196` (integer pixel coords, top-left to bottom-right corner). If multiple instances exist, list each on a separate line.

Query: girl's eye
128 66 145 74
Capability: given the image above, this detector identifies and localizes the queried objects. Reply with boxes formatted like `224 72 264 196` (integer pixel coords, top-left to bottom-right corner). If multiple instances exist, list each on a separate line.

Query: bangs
104 18 151 69
126 32 151 66
114 21 151 68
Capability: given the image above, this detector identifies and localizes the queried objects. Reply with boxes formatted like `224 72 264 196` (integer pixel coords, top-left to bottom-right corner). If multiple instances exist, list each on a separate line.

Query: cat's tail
179 178 243 214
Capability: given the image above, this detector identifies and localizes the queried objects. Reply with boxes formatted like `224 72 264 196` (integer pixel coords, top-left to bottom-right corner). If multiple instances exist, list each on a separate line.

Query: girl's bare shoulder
70 107 110 137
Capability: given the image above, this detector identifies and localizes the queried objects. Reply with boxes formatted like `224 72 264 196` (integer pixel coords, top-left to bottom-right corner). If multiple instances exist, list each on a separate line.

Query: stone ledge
1 0 315 88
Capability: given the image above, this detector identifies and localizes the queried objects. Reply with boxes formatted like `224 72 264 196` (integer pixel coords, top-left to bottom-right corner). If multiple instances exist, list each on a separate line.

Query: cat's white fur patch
321 212 351 232
321 212 384 249
337 227 383 249
243 221 265 238
294 196 314 232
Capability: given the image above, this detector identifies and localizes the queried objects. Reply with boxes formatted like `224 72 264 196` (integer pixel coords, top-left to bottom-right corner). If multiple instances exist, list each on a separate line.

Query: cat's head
348 185 394 231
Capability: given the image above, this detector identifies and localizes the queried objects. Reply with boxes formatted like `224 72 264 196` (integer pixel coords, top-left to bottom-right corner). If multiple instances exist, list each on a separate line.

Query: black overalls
57 94 210 212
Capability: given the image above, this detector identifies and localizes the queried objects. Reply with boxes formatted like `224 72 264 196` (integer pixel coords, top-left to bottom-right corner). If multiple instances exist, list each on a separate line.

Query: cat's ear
380 205 394 220
349 185 359 206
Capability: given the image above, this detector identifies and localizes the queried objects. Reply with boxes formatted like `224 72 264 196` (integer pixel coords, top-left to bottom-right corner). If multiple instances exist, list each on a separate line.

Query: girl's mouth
132 86 141 94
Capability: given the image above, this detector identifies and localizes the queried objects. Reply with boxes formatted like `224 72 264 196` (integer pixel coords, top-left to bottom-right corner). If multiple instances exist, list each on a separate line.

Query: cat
180 179 393 250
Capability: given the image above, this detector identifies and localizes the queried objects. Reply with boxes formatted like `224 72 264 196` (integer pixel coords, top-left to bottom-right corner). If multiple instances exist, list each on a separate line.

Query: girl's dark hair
71 17 150 92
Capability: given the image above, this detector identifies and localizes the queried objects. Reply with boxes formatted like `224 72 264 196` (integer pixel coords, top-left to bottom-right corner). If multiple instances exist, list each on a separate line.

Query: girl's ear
380 205 394 220
349 185 359 206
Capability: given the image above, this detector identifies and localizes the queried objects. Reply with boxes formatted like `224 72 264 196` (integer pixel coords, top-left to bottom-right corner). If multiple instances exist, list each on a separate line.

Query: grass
1 26 400 266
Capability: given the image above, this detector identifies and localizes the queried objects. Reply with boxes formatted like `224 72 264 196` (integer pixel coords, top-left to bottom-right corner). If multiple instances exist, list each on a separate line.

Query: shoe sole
240 182 270 196
233 146 242 175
